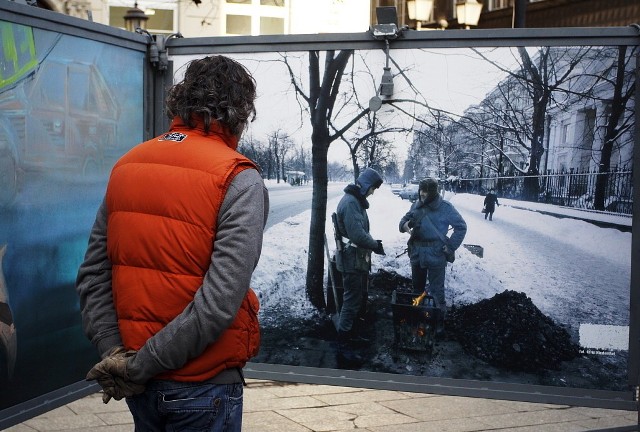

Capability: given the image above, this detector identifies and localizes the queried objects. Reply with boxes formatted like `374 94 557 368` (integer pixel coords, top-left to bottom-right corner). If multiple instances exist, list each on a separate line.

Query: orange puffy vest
106 119 260 382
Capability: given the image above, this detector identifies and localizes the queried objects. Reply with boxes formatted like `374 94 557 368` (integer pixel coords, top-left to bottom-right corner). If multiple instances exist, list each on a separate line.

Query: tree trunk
518 47 548 201
523 109 546 200
303 49 352 311
305 133 329 309
595 46 628 210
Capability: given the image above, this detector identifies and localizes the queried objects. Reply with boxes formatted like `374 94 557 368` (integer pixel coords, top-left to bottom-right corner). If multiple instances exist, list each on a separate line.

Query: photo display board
169 29 639 409
0 2 147 426
0 2 638 426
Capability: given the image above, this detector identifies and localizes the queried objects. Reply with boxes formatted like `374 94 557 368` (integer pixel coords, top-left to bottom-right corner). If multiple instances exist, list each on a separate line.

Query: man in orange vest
76 55 268 431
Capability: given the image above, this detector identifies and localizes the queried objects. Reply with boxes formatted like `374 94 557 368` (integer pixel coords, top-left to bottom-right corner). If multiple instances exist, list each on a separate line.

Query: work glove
86 348 145 403
412 291 426 306
373 240 385 255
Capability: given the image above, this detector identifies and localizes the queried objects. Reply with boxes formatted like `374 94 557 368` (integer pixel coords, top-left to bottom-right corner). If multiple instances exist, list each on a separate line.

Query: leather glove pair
412 291 426 306
373 240 385 255
86 347 145 403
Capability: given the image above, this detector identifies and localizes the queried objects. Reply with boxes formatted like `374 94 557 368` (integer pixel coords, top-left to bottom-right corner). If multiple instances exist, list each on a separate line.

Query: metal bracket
135 29 183 71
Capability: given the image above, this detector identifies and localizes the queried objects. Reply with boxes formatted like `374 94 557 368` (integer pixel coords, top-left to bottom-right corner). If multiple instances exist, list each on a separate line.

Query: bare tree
383 157 401 184
473 47 593 199
282 50 356 308
411 111 462 179
327 161 350 182
237 133 270 176
454 100 528 181
267 129 294 183
339 122 404 181
593 45 636 210
287 144 311 180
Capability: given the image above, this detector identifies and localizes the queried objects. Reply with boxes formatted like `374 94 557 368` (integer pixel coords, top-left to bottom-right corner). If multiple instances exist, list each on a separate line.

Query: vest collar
169 117 239 150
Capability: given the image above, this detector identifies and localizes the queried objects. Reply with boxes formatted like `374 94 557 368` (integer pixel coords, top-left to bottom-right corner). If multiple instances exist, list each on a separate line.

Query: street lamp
456 0 483 29
124 2 149 32
407 0 434 30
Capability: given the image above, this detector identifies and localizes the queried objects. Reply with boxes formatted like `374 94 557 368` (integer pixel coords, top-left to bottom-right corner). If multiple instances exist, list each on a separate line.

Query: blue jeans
126 380 243 432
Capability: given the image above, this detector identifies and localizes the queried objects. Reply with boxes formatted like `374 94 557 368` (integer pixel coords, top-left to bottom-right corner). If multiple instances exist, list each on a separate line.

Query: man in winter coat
483 188 500 220
334 168 385 357
399 178 466 320
75 55 268 432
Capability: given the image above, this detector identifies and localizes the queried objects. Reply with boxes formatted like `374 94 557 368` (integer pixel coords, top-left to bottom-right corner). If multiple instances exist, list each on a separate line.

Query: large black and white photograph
172 43 635 392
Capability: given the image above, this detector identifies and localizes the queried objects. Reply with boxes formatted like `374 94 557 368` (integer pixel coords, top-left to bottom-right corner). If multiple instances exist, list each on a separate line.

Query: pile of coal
370 269 413 294
448 290 580 372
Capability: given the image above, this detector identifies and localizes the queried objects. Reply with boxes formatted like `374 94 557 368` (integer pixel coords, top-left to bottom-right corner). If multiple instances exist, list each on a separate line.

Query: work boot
336 331 365 365
349 333 370 344
344 328 370 345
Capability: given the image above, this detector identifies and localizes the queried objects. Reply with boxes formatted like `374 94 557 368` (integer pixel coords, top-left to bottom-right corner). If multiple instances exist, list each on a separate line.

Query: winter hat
419 177 439 201
356 168 383 196
419 177 438 193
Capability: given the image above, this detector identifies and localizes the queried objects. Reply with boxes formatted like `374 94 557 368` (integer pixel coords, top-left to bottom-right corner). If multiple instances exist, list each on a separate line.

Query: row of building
15 0 640 38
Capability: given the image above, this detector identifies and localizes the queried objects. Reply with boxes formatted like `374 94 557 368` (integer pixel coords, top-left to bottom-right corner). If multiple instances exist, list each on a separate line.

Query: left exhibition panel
0 2 148 428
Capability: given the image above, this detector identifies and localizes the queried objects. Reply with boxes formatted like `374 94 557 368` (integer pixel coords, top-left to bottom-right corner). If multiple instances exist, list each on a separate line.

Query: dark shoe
349 336 370 347
336 344 365 365
337 330 367 344
348 331 370 344
336 331 365 365
336 330 348 343
338 327 370 344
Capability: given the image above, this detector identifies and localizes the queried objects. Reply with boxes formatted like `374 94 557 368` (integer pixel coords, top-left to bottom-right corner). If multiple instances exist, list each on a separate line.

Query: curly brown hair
166 56 256 137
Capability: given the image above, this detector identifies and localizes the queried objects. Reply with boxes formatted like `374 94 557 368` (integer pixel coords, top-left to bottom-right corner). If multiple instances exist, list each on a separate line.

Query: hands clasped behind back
86 347 145 403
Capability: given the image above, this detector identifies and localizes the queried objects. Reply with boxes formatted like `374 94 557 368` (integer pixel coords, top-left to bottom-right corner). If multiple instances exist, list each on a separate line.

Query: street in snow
251 182 631 378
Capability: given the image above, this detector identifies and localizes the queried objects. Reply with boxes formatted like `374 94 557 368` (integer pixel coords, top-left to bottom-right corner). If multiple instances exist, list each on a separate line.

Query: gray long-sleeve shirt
76 168 269 383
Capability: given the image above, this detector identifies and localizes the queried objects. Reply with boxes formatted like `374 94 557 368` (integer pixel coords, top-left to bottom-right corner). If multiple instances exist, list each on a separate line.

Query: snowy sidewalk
499 198 632 230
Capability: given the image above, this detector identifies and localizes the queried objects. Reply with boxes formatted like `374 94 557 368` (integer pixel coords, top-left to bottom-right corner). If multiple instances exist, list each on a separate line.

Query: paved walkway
4 379 637 431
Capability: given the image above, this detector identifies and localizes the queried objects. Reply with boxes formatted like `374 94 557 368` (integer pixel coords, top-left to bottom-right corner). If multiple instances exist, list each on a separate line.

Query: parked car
390 184 404 195
399 184 419 202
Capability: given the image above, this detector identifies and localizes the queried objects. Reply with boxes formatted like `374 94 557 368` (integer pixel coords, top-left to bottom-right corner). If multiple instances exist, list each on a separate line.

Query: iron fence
452 166 633 215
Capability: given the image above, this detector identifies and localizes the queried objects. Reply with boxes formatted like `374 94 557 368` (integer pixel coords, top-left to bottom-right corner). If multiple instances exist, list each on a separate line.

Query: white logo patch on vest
159 132 187 142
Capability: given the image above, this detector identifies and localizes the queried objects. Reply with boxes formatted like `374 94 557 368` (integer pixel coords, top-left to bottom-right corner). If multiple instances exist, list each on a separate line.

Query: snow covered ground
252 181 632 349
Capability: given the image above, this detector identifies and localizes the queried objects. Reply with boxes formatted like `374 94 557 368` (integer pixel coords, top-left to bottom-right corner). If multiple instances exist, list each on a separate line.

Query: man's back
77 55 268 431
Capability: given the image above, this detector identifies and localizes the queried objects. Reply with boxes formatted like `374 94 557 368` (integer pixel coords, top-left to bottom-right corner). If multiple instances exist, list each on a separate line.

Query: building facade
372 0 640 30
18 0 371 37
19 0 640 35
